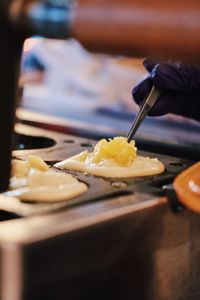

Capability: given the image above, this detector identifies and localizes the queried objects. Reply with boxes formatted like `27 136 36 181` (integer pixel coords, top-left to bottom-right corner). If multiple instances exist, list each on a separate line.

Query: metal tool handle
127 86 160 142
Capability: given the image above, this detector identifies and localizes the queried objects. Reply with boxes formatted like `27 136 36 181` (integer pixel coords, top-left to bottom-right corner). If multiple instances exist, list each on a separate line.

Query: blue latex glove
22 52 45 72
132 60 200 122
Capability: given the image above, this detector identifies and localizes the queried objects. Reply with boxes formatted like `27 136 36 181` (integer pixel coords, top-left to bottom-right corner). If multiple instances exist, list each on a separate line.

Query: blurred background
21 37 144 115
19 37 200 158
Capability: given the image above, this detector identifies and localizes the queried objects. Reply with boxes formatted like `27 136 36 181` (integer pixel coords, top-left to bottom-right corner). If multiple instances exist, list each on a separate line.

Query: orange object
173 162 200 213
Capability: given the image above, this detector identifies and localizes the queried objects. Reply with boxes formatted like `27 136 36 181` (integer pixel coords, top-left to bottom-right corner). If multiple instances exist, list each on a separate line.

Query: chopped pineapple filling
11 155 49 178
78 151 89 162
90 137 137 166
54 136 165 178
28 155 49 171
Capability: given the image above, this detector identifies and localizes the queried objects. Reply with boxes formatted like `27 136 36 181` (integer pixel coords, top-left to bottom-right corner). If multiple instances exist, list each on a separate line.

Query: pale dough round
54 152 165 178
7 168 88 202
6 181 87 202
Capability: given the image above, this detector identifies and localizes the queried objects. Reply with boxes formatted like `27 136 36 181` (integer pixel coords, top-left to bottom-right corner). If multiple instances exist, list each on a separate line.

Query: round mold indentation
63 139 75 144
80 143 93 148
14 134 55 150
169 162 185 167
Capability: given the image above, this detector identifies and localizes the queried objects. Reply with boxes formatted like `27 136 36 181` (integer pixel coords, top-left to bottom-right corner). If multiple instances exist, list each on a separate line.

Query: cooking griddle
1 124 200 300
0 123 193 219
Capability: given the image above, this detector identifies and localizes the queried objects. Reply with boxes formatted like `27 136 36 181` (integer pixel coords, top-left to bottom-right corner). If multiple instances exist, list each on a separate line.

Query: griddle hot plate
1 124 200 300
0 123 194 220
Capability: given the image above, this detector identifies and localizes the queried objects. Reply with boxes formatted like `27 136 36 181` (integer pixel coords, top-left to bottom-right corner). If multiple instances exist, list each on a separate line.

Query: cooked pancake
55 137 165 178
6 155 87 202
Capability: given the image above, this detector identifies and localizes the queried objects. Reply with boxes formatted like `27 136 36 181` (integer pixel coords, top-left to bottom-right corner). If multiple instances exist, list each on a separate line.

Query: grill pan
0 123 199 300
0 123 194 219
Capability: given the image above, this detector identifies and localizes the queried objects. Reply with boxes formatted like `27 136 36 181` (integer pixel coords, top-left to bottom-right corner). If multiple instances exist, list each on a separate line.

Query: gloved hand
132 60 200 122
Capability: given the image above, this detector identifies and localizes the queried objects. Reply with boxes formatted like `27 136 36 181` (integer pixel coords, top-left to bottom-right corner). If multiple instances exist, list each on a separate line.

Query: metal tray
0 123 193 220
0 124 199 300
